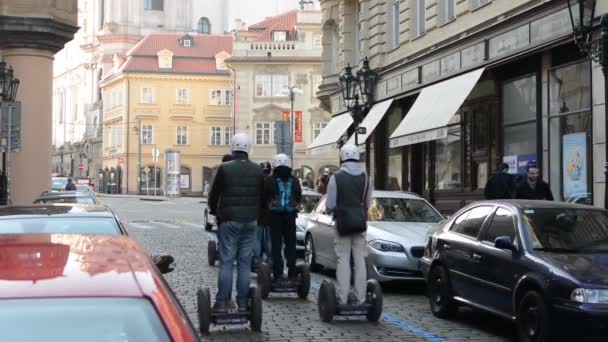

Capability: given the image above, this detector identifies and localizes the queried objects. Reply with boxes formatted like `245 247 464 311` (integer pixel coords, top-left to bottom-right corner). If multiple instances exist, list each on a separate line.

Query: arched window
198 17 211 34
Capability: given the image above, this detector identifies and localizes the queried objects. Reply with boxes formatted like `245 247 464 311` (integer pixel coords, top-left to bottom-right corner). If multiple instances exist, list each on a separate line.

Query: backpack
269 177 297 213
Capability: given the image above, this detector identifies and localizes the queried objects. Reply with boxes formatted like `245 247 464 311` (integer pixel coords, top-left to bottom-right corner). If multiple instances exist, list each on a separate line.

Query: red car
0 234 200 342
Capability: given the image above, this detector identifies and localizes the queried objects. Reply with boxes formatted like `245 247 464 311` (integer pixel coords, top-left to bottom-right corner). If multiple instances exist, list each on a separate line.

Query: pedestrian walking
262 153 302 282
208 133 263 313
484 163 516 199
316 174 329 195
65 178 77 191
326 145 372 305
254 161 273 269
514 161 554 200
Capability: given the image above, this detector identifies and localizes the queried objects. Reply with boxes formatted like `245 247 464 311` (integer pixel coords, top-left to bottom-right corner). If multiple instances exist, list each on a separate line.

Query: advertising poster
165 150 181 196
562 132 587 198
295 111 303 143
180 175 190 189
503 155 517 174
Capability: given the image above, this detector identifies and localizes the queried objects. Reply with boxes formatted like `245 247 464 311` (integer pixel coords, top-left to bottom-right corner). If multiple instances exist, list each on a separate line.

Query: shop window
387 107 404 190
434 116 462 191
548 60 592 203
502 74 538 175
140 166 162 194
180 166 191 190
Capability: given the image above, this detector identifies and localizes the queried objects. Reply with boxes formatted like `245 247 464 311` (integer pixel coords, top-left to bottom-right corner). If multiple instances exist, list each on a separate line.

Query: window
183 40 191 47
354 2 361 64
255 74 288 97
453 206 493 238
439 0 456 24
391 1 400 48
450 210 470 233
210 90 222 105
141 87 154 104
225 90 233 106
435 116 462 190
313 34 322 48
141 124 153 144
210 127 222 146
176 126 187 145
176 88 188 104
255 122 273 145
470 0 490 10
313 122 327 140
144 0 163 11
483 208 516 244
272 31 287 41
411 0 426 38
198 17 211 34
224 127 233 146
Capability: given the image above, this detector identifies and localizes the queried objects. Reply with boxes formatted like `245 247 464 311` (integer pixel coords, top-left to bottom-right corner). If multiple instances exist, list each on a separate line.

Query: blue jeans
216 220 257 307
253 225 272 264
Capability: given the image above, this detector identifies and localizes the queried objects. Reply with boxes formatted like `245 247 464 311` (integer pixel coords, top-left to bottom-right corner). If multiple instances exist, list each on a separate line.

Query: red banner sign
282 111 290 122
295 111 303 143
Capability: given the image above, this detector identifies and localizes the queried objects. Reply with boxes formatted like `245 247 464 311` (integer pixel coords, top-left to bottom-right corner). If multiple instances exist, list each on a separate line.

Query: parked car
0 204 127 235
421 200 608 341
50 177 69 192
296 189 323 251
34 191 99 205
0 234 199 342
304 191 444 282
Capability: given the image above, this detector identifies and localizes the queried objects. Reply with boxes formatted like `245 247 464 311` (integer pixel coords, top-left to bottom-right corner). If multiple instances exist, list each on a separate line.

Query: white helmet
340 144 360 162
231 133 251 154
272 153 291 168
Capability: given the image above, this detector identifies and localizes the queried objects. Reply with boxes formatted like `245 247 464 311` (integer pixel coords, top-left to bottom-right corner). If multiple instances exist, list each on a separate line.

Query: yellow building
99 34 234 195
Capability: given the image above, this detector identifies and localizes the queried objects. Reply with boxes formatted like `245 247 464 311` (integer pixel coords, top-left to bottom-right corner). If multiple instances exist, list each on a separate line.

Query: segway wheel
366 279 383 322
257 263 272 299
207 240 217 266
197 287 212 334
296 264 310 299
249 286 263 332
318 280 336 322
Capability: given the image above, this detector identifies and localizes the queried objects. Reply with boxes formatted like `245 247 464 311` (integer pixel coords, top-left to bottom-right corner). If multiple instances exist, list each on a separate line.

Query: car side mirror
494 236 517 252
151 253 175 274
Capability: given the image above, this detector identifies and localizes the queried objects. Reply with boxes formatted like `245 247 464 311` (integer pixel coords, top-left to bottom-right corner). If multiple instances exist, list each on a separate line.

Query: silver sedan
304 191 444 282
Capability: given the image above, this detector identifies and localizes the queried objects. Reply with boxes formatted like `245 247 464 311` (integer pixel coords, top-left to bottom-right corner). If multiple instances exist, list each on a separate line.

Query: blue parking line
310 281 447 342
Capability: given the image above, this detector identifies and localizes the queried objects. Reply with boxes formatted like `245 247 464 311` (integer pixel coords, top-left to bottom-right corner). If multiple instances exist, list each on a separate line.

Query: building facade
99 34 233 195
314 0 608 213
227 8 338 185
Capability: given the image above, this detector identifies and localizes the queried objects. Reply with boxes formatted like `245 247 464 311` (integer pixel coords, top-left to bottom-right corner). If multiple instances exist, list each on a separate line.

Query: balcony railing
232 41 321 57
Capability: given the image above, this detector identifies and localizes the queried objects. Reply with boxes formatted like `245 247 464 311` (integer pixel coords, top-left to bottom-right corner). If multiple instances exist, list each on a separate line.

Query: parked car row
301 193 608 341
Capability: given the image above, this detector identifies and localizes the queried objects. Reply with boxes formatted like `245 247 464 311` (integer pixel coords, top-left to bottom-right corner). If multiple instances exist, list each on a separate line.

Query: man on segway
326 144 372 306
208 133 264 313
253 161 273 270
263 154 302 284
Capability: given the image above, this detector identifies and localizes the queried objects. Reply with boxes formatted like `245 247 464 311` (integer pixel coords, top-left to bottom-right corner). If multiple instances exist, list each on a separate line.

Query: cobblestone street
102 196 516 342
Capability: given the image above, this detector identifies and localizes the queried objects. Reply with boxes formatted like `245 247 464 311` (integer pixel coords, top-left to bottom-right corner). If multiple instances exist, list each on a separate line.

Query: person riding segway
256 154 310 300
252 161 273 272
317 144 382 322
198 134 264 333
207 154 234 266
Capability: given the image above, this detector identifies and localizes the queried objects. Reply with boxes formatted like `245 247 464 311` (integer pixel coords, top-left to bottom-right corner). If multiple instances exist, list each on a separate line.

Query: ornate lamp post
0 59 20 205
567 0 608 208
339 57 376 147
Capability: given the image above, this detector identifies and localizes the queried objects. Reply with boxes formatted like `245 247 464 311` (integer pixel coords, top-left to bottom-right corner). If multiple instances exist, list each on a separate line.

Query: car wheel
517 291 551 342
304 234 320 272
427 265 457 319
204 210 213 231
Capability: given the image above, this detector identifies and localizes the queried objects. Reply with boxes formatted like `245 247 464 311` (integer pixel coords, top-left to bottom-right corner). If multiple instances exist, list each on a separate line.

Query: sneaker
212 303 227 314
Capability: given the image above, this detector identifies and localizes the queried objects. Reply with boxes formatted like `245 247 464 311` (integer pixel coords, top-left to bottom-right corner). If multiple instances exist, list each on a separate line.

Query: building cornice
0 16 78 53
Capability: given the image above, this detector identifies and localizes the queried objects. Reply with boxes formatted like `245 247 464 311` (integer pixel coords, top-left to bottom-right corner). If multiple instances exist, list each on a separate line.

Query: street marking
126 222 154 229
310 281 447 342
180 221 205 229
152 221 181 229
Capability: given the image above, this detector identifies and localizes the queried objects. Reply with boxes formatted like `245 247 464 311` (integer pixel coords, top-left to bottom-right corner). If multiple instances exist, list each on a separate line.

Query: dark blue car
421 200 608 342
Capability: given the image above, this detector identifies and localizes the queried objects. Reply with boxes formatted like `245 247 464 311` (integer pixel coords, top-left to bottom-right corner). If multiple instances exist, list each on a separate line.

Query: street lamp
281 85 303 163
566 0 608 208
0 59 20 206
339 57 376 147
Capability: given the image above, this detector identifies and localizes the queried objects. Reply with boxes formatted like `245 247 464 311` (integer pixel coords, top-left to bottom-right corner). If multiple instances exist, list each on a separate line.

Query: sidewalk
97 193 168 201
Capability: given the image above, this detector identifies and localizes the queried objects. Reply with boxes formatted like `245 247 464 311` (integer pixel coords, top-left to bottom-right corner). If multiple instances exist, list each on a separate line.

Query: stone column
0 14 78 204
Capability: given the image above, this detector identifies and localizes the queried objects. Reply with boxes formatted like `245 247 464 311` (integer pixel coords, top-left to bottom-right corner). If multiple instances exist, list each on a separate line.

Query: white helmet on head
231 133 251 154
272 153 291 168
340 144 360 162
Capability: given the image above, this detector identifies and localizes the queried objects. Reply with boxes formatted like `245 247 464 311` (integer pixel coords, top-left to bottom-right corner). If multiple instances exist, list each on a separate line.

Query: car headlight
570 288 608 303
368 240 405 253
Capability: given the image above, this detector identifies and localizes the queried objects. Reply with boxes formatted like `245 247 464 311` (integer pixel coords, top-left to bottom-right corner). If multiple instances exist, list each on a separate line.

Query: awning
346 99 394 146
306 113 353 154
389 68 485 148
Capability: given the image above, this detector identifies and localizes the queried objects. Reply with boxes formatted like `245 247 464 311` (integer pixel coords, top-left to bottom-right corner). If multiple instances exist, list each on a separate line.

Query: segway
317 279 383 323
256 262 310 299
197 286 263 334
207 240 218 266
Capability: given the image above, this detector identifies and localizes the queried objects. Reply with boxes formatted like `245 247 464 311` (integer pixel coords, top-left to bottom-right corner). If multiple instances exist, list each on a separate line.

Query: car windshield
0 217 121 235
368 197 443 223
0 298 171 342
523 208 608 253
299 194 321 213
51 179 67 190
76 186 89 192
34 196 96 205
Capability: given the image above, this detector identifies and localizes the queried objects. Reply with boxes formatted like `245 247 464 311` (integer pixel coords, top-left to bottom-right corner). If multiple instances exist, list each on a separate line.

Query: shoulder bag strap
362 172 369 209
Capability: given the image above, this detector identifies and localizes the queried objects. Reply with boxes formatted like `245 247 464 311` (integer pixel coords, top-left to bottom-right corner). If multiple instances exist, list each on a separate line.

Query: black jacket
65 182 77 191
514 180 554 201
484 172 516 199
